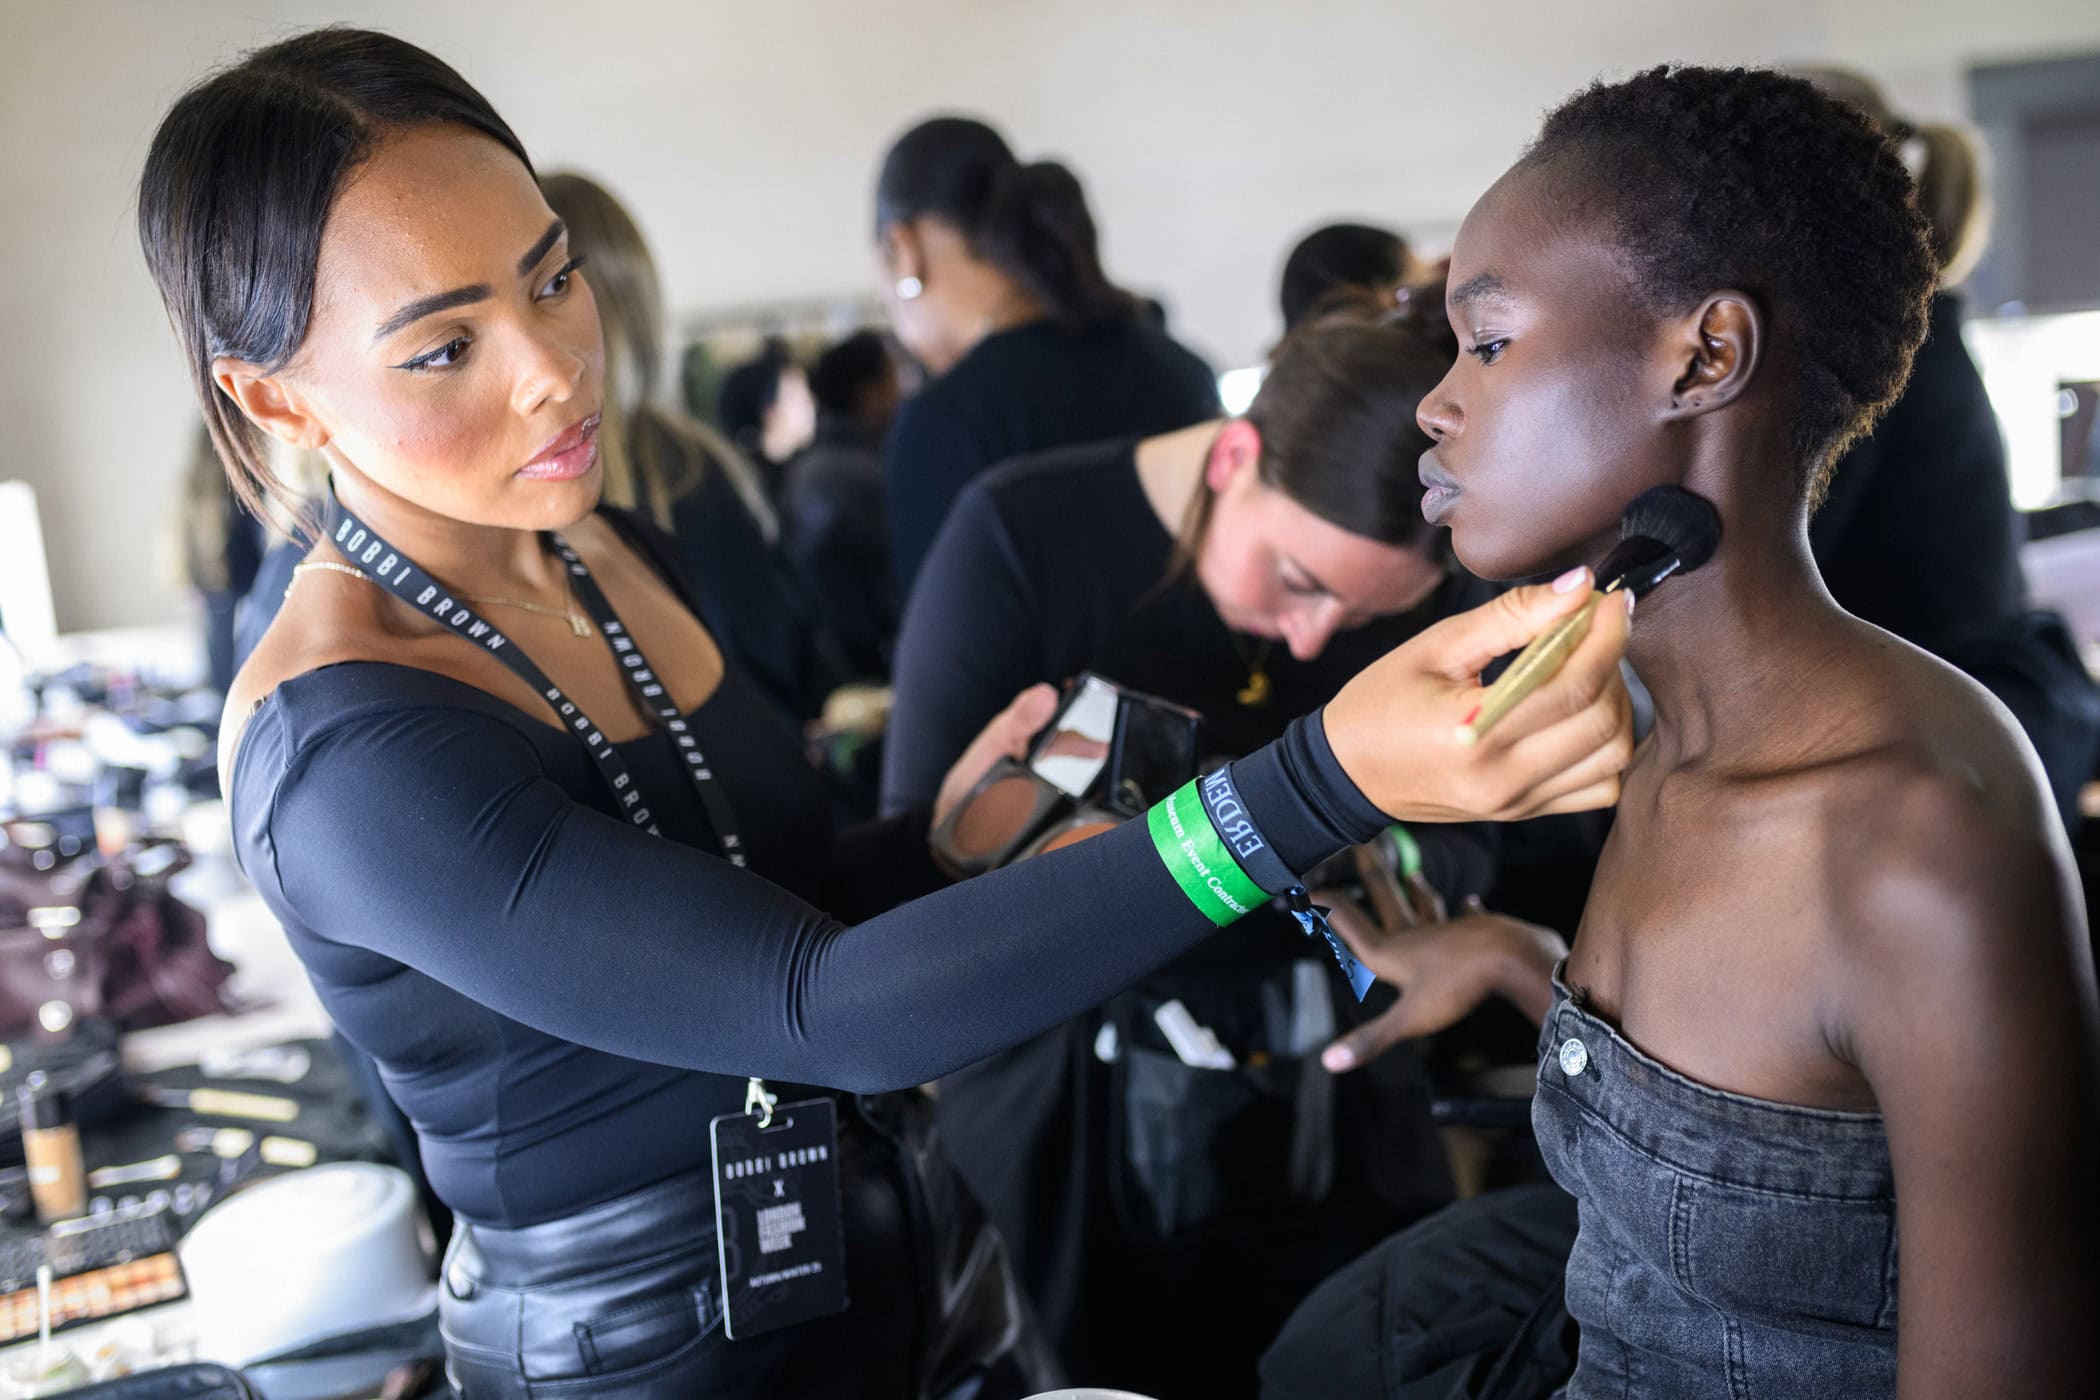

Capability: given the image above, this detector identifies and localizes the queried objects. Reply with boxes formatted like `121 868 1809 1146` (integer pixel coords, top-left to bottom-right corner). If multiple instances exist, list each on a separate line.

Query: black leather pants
438 1092 1056 1399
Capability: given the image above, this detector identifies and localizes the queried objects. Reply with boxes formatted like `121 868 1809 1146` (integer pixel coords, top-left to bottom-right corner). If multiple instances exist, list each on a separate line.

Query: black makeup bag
1103 954 1340 1241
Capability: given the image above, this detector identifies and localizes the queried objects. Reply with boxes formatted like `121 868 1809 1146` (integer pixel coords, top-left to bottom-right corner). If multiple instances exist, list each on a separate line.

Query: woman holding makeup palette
142 30 1632 1399
882 302 1563 1396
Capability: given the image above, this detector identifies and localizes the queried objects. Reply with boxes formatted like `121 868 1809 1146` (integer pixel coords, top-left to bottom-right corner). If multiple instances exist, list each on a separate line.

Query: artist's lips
1418 450 1462 525
518 413 601 480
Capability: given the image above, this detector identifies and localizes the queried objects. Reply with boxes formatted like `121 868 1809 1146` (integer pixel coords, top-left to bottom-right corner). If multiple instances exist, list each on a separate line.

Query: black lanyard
323 491 747 868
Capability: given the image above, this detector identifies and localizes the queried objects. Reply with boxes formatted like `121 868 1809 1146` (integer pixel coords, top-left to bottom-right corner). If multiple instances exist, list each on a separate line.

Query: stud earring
895 276 923 301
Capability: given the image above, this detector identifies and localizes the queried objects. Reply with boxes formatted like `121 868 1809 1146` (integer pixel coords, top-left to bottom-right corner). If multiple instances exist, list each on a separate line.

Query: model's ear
1659 292 1762 421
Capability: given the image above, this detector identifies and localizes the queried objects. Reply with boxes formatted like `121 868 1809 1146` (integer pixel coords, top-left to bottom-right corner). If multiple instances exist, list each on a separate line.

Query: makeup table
0 813 398 1396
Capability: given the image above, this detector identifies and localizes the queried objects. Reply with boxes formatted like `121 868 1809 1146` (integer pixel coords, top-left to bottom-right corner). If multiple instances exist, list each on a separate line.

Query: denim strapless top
1534 967 1897 1399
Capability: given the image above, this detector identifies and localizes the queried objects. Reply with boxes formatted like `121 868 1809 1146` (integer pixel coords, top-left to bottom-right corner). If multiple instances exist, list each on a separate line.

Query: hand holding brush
1458 486 1721 746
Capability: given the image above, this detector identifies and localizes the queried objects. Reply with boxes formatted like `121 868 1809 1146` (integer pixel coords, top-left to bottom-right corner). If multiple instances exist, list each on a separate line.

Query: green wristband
1147 779 1269 927
1385 823 1423 881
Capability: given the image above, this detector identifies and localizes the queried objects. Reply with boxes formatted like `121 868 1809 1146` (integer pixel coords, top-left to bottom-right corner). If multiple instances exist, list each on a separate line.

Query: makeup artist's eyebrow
373 284 492 341
371 220 567 342
1448 272 1514 309
516 218 565 276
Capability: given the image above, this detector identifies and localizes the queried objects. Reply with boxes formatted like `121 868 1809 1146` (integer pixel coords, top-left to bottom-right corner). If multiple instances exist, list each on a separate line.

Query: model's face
1415 161 1681 581
260 125 606 531
1197 473 1448 661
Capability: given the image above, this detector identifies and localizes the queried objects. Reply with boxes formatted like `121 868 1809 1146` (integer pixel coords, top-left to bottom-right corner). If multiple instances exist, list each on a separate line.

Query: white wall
6 0 2099 633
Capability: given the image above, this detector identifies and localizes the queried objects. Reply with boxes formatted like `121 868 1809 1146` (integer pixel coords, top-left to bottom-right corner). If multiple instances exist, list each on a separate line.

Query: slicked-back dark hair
876 115 1136 331
1526 65 1936 499
1173 291 1454 580
1279 222 1410 330
138 27 532 530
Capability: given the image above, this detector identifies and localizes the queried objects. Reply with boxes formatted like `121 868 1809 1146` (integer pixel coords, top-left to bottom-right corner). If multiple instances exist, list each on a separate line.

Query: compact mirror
1029 675 1118 798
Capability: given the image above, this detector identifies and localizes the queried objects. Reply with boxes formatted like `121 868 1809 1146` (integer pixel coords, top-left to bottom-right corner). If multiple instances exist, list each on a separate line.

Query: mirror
1029 675 1118 798
1107 693 1203 813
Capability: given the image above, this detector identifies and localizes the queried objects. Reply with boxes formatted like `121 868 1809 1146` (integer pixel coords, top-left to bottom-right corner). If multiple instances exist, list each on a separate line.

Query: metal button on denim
1557 1037 1590 1077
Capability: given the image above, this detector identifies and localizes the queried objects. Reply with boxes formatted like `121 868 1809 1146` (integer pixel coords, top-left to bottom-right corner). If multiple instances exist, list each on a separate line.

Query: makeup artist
141 30 1634 1399
881 300 1526 1396
873 116 1222 601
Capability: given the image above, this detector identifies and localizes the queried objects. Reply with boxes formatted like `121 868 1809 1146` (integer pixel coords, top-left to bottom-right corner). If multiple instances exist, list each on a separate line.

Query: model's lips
517 412 601 481
1418 449 1462 525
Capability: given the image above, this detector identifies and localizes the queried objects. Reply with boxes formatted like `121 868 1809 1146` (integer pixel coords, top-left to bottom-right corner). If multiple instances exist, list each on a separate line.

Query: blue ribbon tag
1288 889 1376 1002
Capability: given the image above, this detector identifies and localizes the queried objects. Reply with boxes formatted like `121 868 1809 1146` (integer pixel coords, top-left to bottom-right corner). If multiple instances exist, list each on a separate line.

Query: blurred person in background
1278 221 1430 331
1795 68 2100 827
717 336 816 504
175 424 267 694
542 173 845 726
874 115 1219 600
781 329 903 684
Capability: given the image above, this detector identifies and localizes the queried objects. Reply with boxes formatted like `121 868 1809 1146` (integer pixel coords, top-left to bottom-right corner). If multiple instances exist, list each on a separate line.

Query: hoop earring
895 276 923 301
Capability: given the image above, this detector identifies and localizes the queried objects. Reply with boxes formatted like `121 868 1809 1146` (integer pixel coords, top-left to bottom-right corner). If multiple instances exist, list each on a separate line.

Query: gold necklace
457 589 594 638
287 561 594 637
1233 636 1274 708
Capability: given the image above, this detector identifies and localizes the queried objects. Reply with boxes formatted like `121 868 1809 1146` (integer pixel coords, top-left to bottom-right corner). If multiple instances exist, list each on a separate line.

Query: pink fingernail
1552 567 1588 594
1624 590 1637 618
1323 1047 1354 1072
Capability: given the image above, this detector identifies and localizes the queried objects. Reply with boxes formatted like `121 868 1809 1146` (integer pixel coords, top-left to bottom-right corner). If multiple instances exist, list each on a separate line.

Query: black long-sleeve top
1811 293 2028 655
885 319 1219 601
230 512 1381 1227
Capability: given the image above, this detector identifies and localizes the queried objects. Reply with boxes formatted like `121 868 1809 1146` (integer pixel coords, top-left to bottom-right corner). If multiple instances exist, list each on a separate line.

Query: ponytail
876 115 1135 329
1788 68 1989 288
978 160 1135 329
1911 121 1988 286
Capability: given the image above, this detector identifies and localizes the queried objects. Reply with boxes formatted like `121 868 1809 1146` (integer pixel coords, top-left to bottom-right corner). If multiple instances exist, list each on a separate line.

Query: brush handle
1456 592 1603 745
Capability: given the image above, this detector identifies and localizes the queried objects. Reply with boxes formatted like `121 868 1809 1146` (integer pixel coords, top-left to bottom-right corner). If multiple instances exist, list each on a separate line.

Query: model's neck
1626 446 1849 769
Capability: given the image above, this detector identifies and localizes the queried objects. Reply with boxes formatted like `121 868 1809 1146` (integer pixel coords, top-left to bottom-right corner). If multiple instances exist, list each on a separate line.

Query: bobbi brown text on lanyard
320 493 847 1335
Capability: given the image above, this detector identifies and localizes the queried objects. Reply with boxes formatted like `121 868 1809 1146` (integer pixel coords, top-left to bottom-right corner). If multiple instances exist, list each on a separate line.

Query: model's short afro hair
1527 65 1937 498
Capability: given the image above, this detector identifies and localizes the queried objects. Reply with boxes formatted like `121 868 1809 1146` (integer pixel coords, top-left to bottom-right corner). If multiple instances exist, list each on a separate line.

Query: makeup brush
1456 486 1722 745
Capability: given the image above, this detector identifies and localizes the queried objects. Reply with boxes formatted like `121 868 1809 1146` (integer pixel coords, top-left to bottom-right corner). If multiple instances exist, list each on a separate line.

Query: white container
179 1163 436 1368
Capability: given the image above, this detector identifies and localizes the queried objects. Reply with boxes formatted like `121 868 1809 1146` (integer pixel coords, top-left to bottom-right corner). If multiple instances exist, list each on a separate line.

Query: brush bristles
1619 486 1722 572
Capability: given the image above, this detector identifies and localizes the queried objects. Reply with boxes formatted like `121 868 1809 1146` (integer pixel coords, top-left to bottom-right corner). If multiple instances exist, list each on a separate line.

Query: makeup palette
931 759 1070 877
0 1253 185 1344
930 674 1204 877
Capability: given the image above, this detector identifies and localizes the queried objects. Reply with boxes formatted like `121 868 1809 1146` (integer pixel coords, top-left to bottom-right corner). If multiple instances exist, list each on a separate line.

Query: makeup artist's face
1197 475 1447 662
1415 161 1678 580
275 125 605 531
